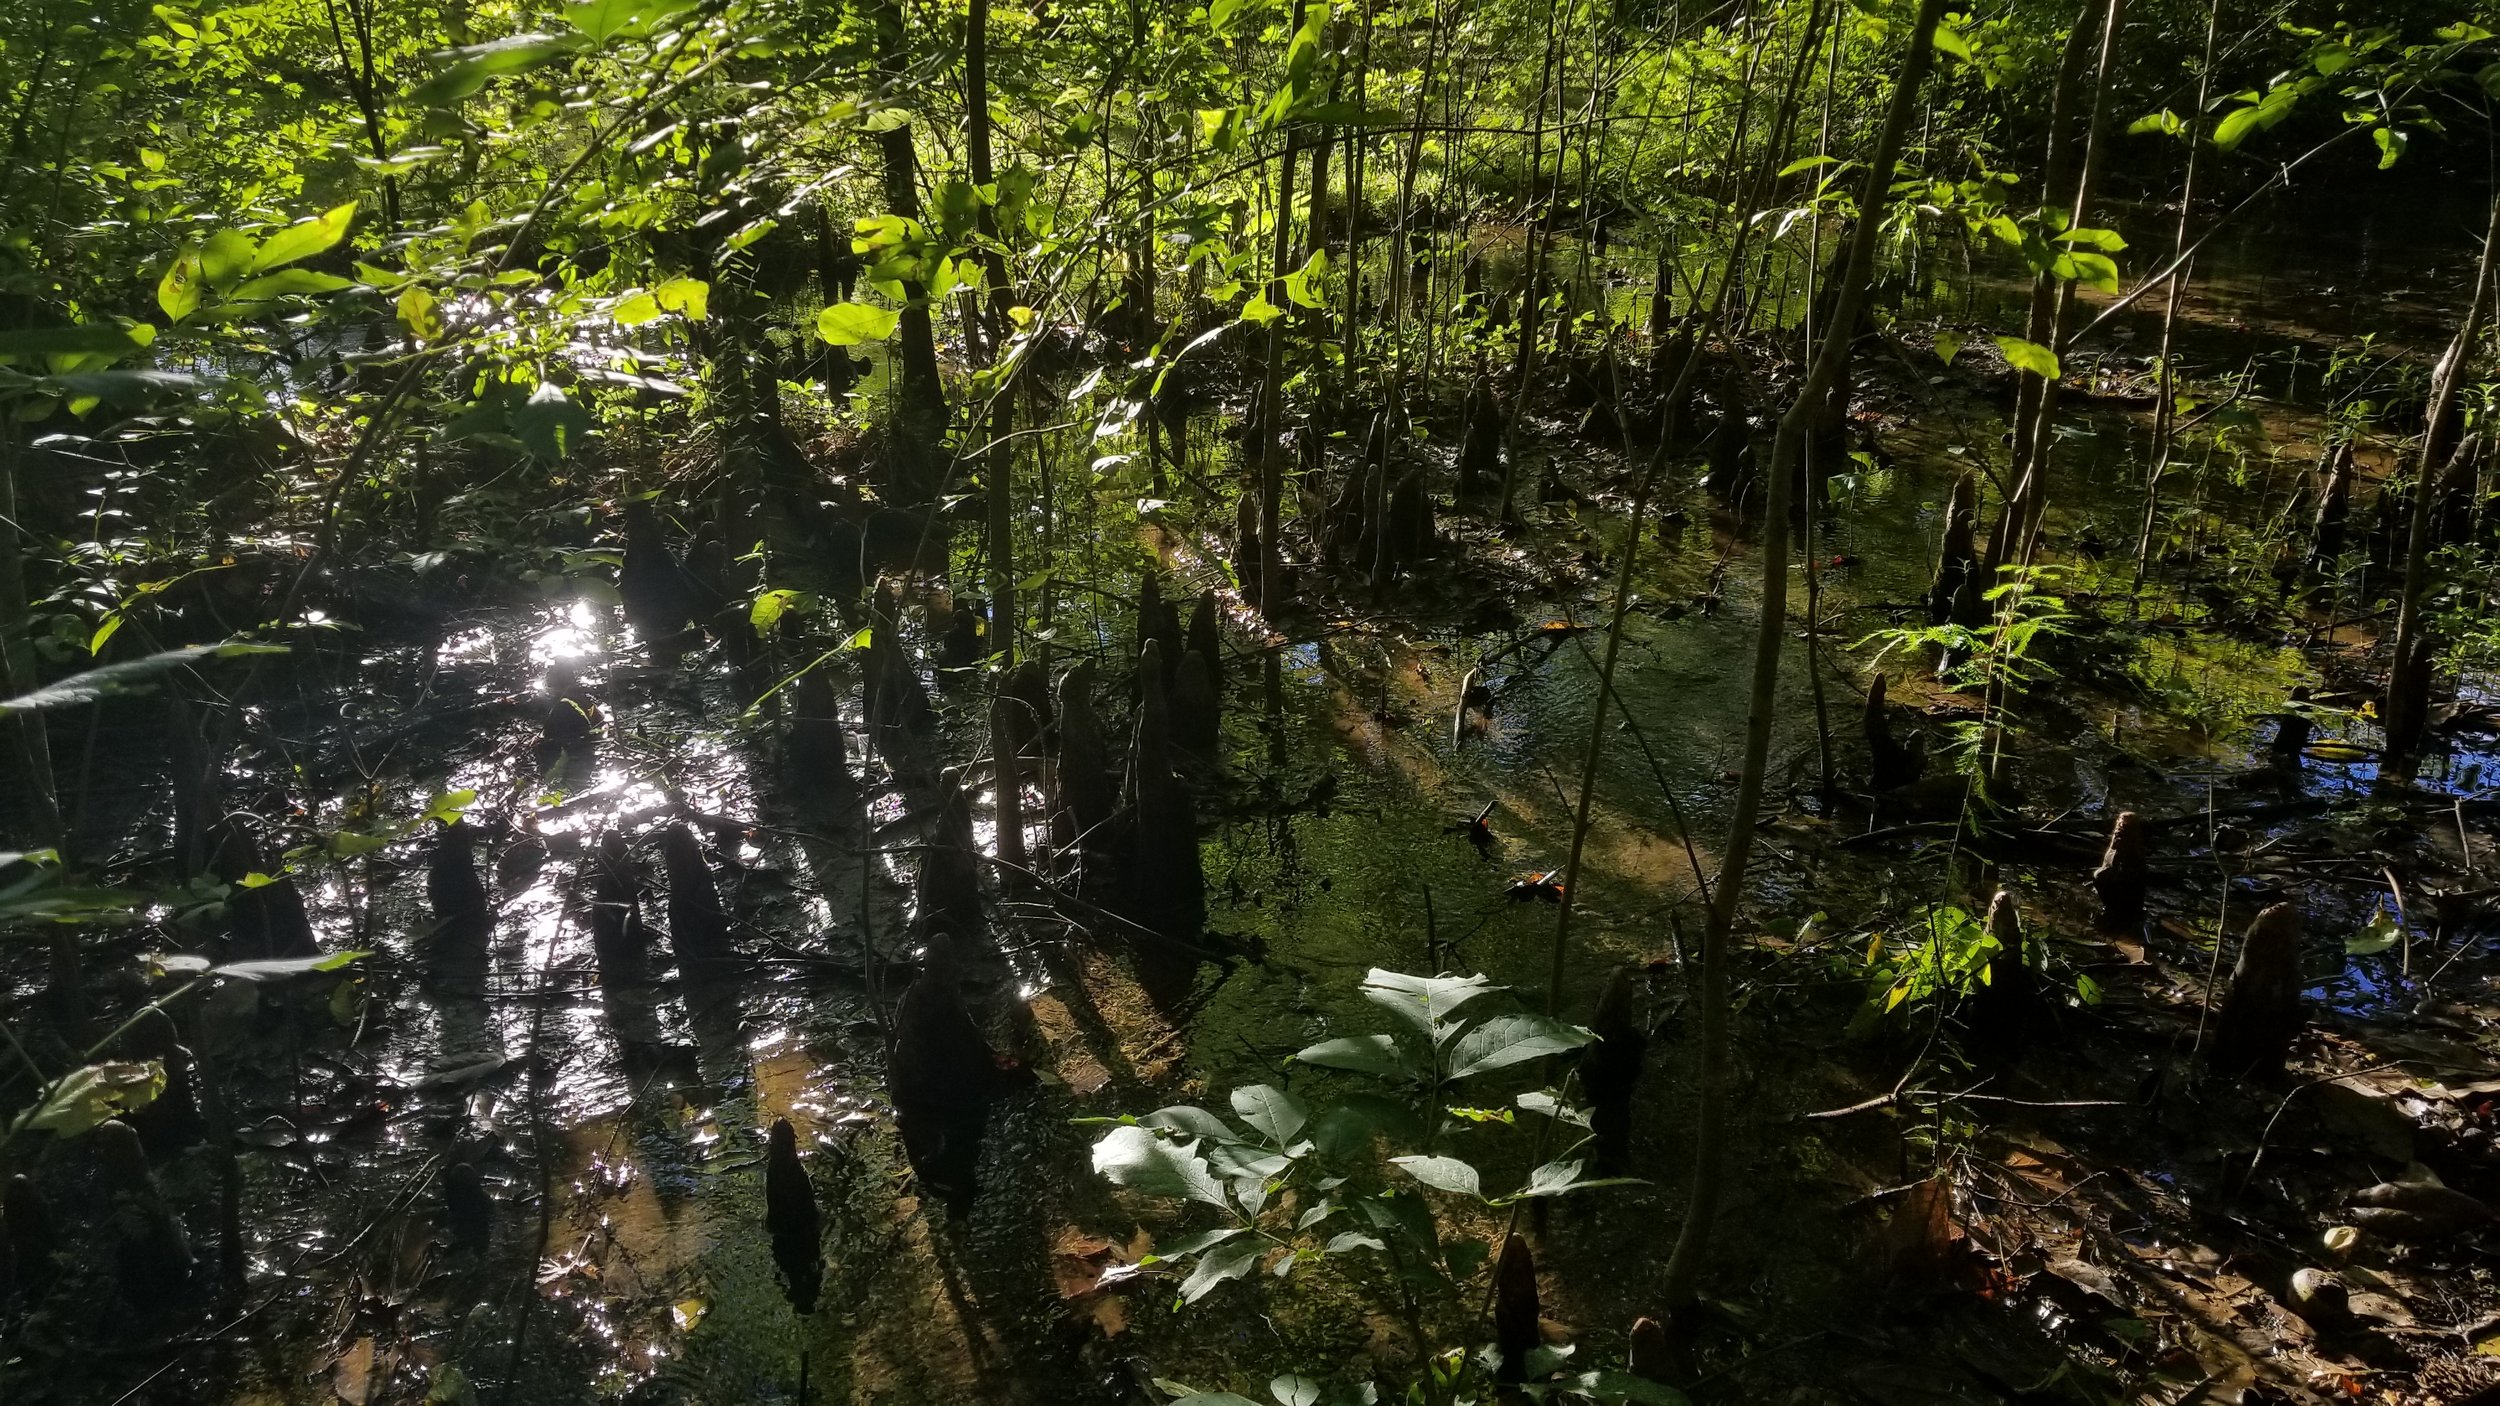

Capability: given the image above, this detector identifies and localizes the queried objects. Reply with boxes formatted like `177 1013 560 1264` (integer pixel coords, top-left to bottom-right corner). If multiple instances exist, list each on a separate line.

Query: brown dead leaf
333 1337 377 1406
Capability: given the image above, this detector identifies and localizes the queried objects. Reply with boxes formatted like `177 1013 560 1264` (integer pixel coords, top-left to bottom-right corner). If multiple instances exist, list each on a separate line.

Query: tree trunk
1659 0 1945 1304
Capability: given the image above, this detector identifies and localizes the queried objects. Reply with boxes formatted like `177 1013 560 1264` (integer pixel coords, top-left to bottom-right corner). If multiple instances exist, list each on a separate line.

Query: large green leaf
11 1061 163 1137
513 382 594 461
249 201 359 275
1359 969 1502 1042
1290 1034 1417 1081
158 250 204 322
1993 336 2060 382
817 301 900 346
1387 1155 1482 1197
1558 1371 1691 1405
229 269 356 302
564 0 698 41
0 642 286 713
0 322 155 365
1444 1013 1594 1079
1176 1236 1263 1303
1090 1124 1230 1208
411 34 582 106
1228 1084 1308 1147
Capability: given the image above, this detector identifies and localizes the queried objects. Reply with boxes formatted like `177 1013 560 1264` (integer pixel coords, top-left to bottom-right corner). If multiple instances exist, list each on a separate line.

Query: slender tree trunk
873 0 948 498
2131 0 2221 592
2385 182 2500 759
1251 0 1312 609
0 435 62 851
1980 12 2096 578
968 0 1016 659
1659 0 1945 1305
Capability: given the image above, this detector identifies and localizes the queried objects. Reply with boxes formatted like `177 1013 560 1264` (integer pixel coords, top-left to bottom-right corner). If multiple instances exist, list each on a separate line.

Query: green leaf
1444 1012 1595 1079
1143 1227 1245 1261
513 382 593 461
1270 1374 1322 1406
11 1061 163 1137
1994 336 2060 381
213 950 371 982
0 322 155 364
1290 1033 1416 1080
565 0 697 42
654 277 709 321
1359 969 1502 1042
1239 292 1283 326
0 642 286 713
1090 1124 1231 1208
199 229 256 291
1144 1104 1246 1144
1310 1091 1423 1160
1557 1371 1691 1405
1930 22 1973 59
397 286 444 342
1387 1154 1483 1197
2127 109 2186 138
412 34 582 106
249 201 358 275
1512 1157 1645 1198
750 588 814 635
1176 1236 1262 1303
158 250 203 322
817 301 900 346
1933 331 1963 366
2346 909 2402 956
2373 126 2407 169
1229 1084 1309 1147
421 790 479 827
228 269 355 301
612 291 663 326
2053 226 2127 252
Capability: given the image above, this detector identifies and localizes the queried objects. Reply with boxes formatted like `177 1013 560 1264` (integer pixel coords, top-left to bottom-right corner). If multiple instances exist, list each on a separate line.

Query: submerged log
787 666 862 811
662 823 733 975
1966 890 2037 1062
426 820 492 985
1578 969 1646 1172
764 1118 824 1313
889 935 1020 1215
95 1120 193 1307
2091 811 2148 931
2210 902 2304 1078
1929 472 1981 626
1050 662 1119 865
1493 1233 1540 1382
443 1161 493 1252
1122 640 1207 1005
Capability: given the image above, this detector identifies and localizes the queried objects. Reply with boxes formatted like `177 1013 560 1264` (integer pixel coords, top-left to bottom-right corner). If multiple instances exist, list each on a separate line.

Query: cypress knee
1928 472 1981 626
1122 640 1206 1005
211 815 318 961
2091 812 2148 930
427 820 492 986
1628 1316 1672 1383
1864 673 1925 792
1138 573 1184 690
915 781 984 941
1578 968 1646 1172
2310 441 2354 578
1050 662 1118 863
443 1161 493 1252
1493 1233 1541 1383
121 1008 204 1158
1966 890 2037 1062
95 1121 193 1307
2271 686 2313 760
1187 593 1223 690
1001 658 1054 758
662 823 732 975
2210 903 2305 1078
764 1119 824 1313
5 1175 55 1296
617 499 700 650
889 935 1020 1214
1173 649 1220 759
788 667 862 810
